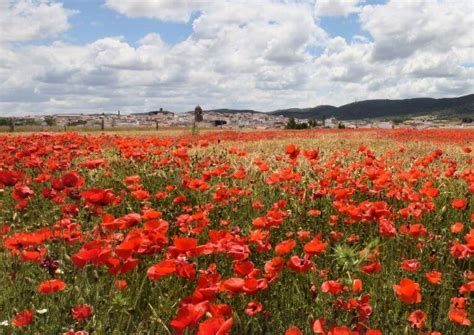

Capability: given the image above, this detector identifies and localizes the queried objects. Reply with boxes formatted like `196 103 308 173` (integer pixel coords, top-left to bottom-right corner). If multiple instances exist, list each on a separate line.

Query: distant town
1 105 474 131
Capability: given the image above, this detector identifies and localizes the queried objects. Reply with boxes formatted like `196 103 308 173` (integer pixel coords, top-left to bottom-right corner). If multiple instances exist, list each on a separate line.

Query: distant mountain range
206 108 262 115
206 94 474 120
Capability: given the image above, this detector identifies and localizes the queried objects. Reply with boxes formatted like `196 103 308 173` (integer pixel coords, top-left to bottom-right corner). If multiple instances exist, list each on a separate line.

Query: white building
377 121 394 129
324 117 338 128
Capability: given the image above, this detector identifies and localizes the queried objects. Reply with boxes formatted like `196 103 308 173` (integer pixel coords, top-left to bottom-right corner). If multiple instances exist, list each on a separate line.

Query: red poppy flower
408 309 425 328
285 144 300 160
123 175 141 184
264 257 285 278
303 235 327 255
451 222 464 233
231 169 246 180
307 209 321 217
12 309 34 327
131 190 150 201
147 260 177 280
451 297 467 309
115 238 141 259
21 248 46 262
62 171 83 188
321 280 345 295
303 149 319 161
312 319 326 334
459 280 474 294
425 271 442 284
448 309 471 326
298 230 311 240
173 195 187 204
366 330 382 335
81 158 107 169
175 260 196 280
196 317 233 335
287 256 313 273
329 326 358 334
252 201 264 210
37 279 66 294
275 239 296 255
379 219 397 238
285 326 303 335
451 198 468 210
393 278 421 304
170 301 209 334
71 246 104 269
155 191 168 199
233 261 254 276
400 223 427 238
220 278 245 294
173 237 198 253
361 261 382 274
0 170 23 187
81 188 116 206
114 280 128 290
71 304 93 321
352 279 363 293
401 259 421 272
245 301 263 316
12 184 34 200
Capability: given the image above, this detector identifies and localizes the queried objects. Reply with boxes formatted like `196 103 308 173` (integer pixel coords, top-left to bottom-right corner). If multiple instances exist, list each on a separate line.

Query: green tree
285 117 297 129
308 119 317 128
45 116 56 127
0 118 9 126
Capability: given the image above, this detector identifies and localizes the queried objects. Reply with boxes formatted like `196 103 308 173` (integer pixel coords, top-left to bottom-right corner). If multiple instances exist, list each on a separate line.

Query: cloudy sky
0 0 473 115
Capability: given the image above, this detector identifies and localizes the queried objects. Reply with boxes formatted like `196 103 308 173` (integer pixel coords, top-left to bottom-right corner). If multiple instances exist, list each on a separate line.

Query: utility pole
101 113 105 131
9 118 15 132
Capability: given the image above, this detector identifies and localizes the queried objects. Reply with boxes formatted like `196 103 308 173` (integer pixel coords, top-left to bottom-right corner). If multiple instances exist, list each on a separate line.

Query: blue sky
60 0 387 46
0 0 472 115
62 0 194 46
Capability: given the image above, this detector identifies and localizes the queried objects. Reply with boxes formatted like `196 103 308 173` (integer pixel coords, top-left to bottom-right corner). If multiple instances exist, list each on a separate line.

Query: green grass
0 133 472 334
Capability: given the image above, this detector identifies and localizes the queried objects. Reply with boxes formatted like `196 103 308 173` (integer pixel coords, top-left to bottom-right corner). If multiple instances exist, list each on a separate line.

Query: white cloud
104 0 210 22
402 53 464 78
0 0 76 42
360 0 474 61
0 0 473 116
314 0 361 17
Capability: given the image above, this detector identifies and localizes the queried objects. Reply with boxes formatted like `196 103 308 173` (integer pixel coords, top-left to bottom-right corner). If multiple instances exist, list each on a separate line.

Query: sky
0 0 473 116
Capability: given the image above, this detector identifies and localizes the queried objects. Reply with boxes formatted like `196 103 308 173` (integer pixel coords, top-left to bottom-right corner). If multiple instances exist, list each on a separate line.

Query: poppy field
0 129 473 335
